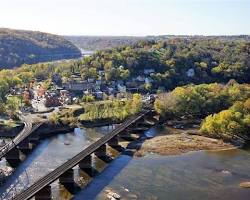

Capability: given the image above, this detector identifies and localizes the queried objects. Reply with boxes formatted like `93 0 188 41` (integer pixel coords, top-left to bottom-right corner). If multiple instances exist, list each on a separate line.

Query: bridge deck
0 116 42 160
12 110 150 200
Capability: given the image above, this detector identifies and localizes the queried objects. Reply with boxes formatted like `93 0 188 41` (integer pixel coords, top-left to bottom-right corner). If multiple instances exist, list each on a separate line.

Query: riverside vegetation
0 37 250 143
48 93 143 127
154 82 250 141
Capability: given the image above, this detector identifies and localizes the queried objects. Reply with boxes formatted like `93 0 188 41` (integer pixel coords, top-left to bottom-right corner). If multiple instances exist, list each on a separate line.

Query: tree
82 94 95 102
200 98 250 140
131 93 142 114
6 96 21 117
17 72 33 84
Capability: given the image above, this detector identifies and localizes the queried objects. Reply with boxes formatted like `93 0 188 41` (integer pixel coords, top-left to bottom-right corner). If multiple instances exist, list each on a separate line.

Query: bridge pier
79 155 92 175
144 116 158 125
108 136 120 149
119 131 136 141
59 168 75 189
18 139 31 154
35 185 52 200
28 133 40 146
94 144 106 159
136 121 152 128
5 147 21 167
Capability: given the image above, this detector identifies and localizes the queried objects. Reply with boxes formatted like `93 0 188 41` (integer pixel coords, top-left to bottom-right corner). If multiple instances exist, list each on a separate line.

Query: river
1 126 250 200
75 147 250 200
0 125 115 199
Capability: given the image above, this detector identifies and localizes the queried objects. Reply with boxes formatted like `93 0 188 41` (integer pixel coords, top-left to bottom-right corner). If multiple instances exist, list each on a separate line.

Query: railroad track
0 116 43 160
12 110 150 200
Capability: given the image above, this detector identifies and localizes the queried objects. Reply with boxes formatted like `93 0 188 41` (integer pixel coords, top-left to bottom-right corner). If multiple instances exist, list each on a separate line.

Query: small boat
64 141 70 145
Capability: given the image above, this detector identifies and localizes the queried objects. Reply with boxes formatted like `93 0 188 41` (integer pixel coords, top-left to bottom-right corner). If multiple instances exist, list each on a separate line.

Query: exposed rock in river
135 133 235 157
240 182 250 188
105 188 121 200
0 166 13 184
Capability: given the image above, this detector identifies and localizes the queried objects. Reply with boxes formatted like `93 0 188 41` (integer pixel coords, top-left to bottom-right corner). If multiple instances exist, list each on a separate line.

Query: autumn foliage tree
200 99 250 140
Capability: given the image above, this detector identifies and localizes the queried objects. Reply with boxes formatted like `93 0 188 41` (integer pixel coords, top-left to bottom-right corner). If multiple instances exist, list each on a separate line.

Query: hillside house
117 84 126 92
63 81 91 91
52 73 62 85
98 70 105 76
186 68 195 77
23 89 31 103
44 93 61 107
144 69 155 75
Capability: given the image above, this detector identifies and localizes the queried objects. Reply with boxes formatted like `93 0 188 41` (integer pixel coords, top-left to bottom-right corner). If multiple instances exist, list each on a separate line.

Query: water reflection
1 124 250 200
0 125 114 199
74 148 250 200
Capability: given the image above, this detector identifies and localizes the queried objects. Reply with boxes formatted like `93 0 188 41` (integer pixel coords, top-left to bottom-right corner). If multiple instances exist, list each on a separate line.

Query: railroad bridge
12 109 159 200
0 116 43 167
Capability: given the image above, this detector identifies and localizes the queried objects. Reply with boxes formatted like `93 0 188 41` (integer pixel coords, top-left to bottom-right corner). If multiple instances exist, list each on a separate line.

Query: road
0 115 33 160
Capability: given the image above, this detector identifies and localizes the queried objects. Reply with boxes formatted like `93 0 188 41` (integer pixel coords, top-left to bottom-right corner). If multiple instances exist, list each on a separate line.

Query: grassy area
79 94 142 122
0 118 20 129
48 94 142 127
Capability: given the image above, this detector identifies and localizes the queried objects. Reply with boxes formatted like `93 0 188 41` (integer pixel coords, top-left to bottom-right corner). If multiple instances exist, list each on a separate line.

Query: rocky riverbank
34 122 74 138
0 123 24 138
0 167 13 185
135 132 235 157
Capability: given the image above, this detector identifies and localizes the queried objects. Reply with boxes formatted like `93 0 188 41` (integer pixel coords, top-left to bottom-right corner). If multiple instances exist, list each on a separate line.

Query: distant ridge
65 35 144 51
0 28 81 69
65 35 250 51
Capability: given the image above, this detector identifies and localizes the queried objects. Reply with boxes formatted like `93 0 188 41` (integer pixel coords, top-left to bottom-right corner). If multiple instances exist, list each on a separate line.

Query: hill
6 37 249 91
0 28 81 69
70 38 250 88
65 35 250 51
65 36 144 51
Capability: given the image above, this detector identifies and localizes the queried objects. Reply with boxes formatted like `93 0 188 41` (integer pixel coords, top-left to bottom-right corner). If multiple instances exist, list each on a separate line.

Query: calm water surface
75 127 250 200
0 126 114 199
1 125 250 200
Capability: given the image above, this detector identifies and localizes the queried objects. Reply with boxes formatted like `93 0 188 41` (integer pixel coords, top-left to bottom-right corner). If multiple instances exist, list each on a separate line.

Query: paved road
0 115 33 160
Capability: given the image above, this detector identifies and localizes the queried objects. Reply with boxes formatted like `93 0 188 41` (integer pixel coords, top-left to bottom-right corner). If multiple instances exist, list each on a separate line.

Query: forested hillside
74 38 250 89
0 28 81 69
1 37 250 125
66 35 250 51
2 38 249 92
65 36 144 50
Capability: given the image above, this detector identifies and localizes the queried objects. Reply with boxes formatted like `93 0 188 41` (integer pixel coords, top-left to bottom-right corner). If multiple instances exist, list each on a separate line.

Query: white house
117 84 126 92
186 68 195 77
136 75 145 82
87 78 95 83
145 77 153 84
144 69 155 75
98 70 105 76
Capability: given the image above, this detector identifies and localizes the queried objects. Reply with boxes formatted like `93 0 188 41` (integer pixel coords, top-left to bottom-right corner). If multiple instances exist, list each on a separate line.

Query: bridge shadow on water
73 154 133 200
73 126 161 200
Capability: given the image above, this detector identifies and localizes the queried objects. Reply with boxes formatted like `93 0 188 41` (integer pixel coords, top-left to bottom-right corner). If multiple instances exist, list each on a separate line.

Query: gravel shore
135 133 235 157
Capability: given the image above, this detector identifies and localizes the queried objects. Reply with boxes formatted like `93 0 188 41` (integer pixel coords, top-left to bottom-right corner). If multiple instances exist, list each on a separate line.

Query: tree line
154 82 250 140
2 37 249 92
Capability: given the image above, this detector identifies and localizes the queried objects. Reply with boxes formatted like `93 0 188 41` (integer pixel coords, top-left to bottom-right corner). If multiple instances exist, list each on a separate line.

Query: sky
0 0 250 36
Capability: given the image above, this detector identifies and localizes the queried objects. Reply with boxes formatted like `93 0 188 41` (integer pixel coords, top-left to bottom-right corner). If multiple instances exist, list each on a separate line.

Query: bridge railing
0 122 43 160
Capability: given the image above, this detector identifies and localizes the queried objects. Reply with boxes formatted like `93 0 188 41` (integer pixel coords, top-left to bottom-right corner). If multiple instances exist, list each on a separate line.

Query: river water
0 126 114 199
1 126 250 200
75 148 250 200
